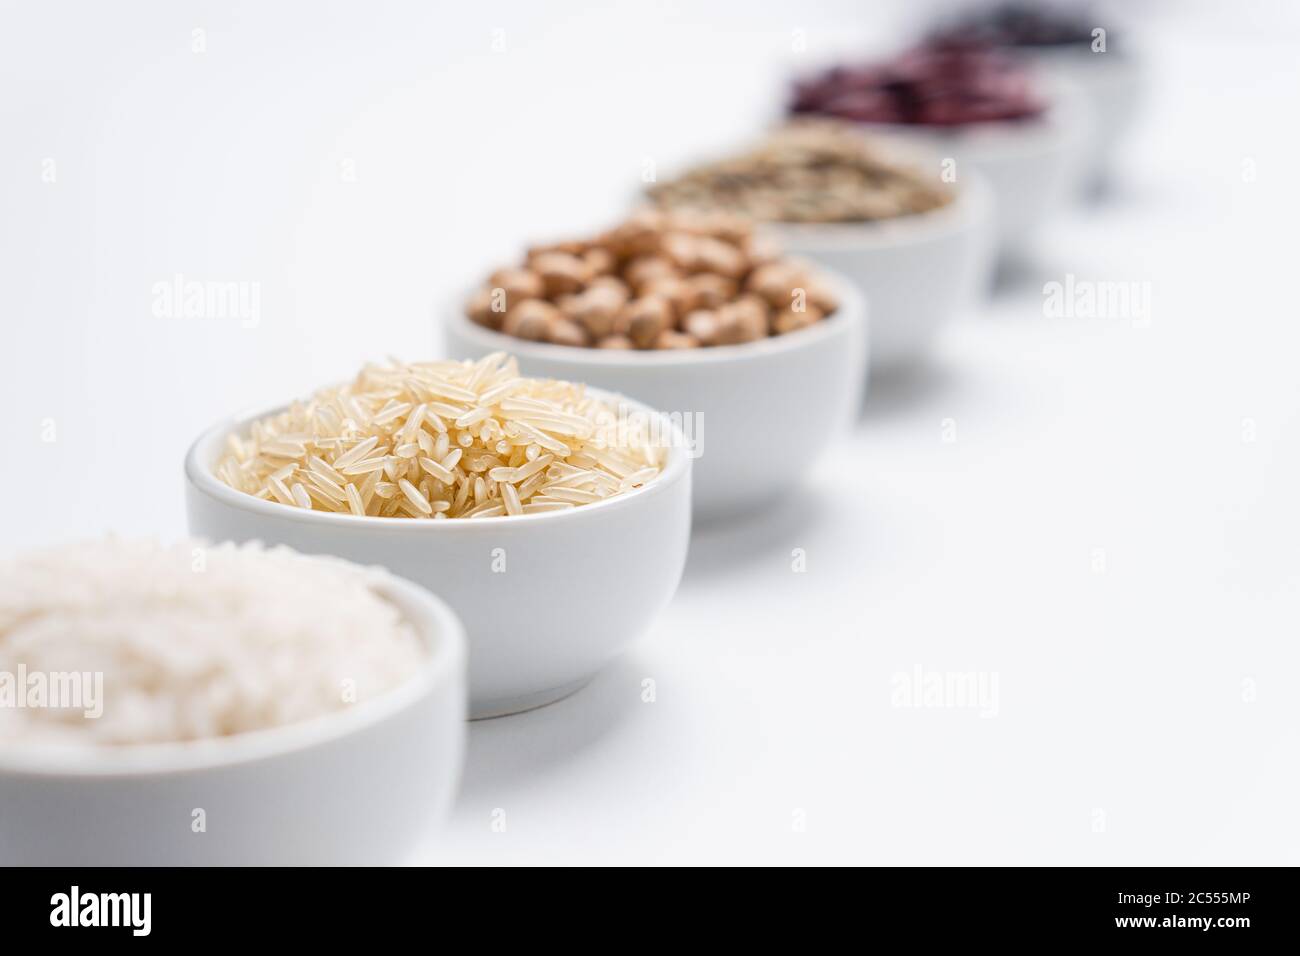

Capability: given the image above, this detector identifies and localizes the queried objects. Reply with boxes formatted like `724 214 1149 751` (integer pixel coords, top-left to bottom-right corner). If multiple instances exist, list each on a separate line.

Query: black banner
0 867 1285 942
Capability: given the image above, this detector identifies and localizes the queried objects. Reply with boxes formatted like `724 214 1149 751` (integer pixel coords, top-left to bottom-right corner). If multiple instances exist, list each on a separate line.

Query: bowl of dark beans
790 43 1088 258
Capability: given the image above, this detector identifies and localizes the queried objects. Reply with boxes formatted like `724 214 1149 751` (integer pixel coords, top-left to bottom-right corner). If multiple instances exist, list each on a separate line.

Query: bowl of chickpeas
441 209 867 523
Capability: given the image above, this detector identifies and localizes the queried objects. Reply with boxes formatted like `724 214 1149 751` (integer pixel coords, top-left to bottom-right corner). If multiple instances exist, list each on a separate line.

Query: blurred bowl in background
919 4 1141 189
763 173 994 371
443 274 866 524
185 392 691 718
1018 47 1141 188
0 568 467 865
851 88 1089 261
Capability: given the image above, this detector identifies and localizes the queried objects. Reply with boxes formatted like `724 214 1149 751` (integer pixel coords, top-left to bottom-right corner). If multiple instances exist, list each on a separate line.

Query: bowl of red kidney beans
925 2 1142 186
790 43 1087 260
790 43 1047 127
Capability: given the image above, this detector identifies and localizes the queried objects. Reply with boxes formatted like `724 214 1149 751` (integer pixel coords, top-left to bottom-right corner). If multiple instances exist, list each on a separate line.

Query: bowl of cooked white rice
184 353 692 718
0 538 467 866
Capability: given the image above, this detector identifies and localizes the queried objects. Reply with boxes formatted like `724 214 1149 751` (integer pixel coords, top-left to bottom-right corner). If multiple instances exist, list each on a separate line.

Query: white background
2 0 1298 864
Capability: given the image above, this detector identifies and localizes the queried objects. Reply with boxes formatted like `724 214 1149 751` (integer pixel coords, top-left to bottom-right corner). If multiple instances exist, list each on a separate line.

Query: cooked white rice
214 352 664 518
0 539 426 747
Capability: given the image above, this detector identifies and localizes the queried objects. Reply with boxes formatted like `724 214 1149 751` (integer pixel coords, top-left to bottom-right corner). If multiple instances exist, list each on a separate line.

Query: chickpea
467 286 504 330
639 275 692 319
503 299 561 341
562 279 629 339
661 232 702 272
599 210 667 258
625 255 678 290
714 299 768 344
772 304 824 335
531 251 590 297
741 234 783 267
683 273 736 311
622 296 673 348
682 309 721 346
547 316 590 348
654 329 701 349
597 334 635 349
488 267 544 304
746 261 808 307
584 246 617 277
805 279 840 314
527 239 588 259
693 236 747 279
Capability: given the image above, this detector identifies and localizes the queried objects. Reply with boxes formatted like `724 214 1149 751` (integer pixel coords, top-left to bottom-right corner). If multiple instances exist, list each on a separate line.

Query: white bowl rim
184 384 691 531
0 566 466 779
443 269 865 369
759 172 993 251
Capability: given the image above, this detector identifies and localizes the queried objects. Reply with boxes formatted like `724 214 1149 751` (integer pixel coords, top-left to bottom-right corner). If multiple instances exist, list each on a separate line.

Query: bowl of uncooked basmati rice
184 353 692 718
0 538 467 866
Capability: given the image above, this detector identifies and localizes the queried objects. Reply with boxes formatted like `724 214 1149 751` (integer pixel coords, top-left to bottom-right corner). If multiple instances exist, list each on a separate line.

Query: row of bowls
1 42 1141 867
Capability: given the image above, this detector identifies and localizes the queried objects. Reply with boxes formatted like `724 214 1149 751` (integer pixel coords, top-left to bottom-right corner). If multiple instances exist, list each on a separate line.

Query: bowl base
470 677 593 720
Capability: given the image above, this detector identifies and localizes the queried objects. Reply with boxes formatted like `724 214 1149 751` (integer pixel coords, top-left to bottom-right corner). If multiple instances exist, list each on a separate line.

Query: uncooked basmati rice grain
522 501 575 514
501 481 522 516
419 457 456 484
398 478 434 515
540 486 604 504
214 354 664 519
0 539 426 747
334 435 380 469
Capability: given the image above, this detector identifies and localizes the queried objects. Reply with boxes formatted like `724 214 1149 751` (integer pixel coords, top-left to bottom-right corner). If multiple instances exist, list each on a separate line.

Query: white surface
2 1 1298 865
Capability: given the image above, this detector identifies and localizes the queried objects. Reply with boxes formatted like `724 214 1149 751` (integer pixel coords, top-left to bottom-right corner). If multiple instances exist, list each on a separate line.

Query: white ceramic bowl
763 176 994 371
185 390 691 718
442 275 866 523
856 95 1087 260
1020 48 1141 187
0 567 466 865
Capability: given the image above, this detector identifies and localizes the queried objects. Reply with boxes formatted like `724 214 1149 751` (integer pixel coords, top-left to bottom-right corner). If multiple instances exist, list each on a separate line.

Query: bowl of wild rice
647 122 996 371
0 538 466 865
442 209 866 522
184 353 692 718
